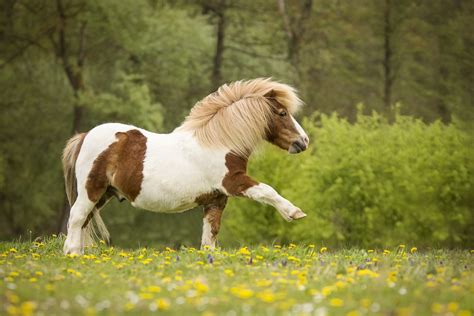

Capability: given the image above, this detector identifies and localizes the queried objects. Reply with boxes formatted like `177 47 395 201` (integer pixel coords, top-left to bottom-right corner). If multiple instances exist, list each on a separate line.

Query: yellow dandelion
256 279 272 287
447 302 459 313
431 303 444 313
257 291 275 303
237 247 251 255
139 292 154 300
330 298 344 307
410 247 417 254
360 298 371 308
194 280 209 293
357 269 379 278
230 286 254 299
20 301 36 316
155 298 170 310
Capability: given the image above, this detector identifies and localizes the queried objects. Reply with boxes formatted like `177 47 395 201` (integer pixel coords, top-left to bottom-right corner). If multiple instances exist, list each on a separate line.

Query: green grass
0 237 473 315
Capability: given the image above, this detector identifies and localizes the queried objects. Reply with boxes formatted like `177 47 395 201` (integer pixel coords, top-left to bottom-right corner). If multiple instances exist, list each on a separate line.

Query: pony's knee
68 200 94 226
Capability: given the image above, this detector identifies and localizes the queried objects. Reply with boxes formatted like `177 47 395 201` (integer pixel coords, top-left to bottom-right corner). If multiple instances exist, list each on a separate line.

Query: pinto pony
62 78 309 255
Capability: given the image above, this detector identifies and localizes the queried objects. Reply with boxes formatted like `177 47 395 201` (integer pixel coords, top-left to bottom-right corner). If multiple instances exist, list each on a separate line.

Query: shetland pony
62 78 309 254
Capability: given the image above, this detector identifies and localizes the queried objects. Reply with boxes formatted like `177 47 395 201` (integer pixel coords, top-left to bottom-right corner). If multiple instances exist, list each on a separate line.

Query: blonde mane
177 78 303 157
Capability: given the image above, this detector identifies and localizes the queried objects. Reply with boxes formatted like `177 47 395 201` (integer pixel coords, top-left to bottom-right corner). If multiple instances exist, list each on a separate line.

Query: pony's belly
131 196 198 214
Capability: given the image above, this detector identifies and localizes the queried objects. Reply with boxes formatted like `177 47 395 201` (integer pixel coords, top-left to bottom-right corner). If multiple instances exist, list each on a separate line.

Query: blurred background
0 0 472 248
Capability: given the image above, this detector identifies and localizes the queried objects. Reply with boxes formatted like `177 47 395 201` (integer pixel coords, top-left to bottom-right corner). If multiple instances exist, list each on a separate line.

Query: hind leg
64 194 95 255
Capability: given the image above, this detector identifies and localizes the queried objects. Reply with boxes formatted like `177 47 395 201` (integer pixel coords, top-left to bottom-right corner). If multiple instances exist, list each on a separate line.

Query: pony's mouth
288 140 307 154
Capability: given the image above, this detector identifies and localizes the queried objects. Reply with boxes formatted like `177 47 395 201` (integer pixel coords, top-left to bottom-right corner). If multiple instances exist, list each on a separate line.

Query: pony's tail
62 133 86 207
62 133 111 245
83 211 110 246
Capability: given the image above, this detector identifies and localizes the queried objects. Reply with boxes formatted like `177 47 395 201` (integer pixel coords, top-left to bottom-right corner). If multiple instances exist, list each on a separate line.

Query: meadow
0 236 473 315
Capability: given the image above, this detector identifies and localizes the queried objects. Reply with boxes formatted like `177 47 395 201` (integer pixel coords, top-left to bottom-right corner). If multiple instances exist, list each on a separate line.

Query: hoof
63 244 83 256
290 209 307 220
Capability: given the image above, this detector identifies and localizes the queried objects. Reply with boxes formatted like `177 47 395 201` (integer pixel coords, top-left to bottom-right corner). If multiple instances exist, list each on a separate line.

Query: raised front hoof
290 209 307 220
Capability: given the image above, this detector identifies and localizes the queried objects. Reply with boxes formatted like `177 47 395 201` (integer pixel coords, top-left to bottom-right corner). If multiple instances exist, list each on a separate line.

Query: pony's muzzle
288 136 309 154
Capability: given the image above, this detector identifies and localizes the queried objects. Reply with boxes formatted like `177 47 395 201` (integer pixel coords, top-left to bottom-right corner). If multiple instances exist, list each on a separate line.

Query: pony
62 78 309 254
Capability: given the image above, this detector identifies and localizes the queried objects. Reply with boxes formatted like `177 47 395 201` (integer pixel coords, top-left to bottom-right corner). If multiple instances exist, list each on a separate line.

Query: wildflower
6 293 20 303
320 247 327 254
29 277 37 283
431 303 443 313
383 249 391 255
230 286 254 299
155 298 170 311
321 286 333 297
9 271 20 278
194 280 209 293
145 286 161 293
360 298 371 308
139 292 154 300
447 302 459 313
410 247 417 254
224 269 234 277
357 269 379 278
20 301 36 316
237 247 251 256
329 298 344 307
367 249 374 253
256 279 272 287
257 291 275 303
9 248 17 253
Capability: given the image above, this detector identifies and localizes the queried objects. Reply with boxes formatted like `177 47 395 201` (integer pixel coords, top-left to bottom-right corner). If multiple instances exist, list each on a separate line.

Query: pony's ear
264 89 276 99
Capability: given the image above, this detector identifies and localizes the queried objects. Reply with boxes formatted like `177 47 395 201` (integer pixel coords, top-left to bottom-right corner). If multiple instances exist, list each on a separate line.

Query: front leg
243 183 306 221
222 153 306 222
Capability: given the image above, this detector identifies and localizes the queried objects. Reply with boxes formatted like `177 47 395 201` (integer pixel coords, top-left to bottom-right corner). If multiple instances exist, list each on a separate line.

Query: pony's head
264 90 309 154
178 78 309 157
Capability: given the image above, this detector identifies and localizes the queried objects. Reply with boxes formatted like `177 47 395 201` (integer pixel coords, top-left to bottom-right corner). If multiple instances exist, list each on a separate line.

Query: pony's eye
279 111 287 117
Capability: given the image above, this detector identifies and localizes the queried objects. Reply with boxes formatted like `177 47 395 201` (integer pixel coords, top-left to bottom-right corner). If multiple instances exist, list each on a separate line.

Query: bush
220 110 474 247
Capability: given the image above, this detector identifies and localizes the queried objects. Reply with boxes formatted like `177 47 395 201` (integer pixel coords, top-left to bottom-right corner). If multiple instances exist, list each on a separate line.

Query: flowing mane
177 78 303 156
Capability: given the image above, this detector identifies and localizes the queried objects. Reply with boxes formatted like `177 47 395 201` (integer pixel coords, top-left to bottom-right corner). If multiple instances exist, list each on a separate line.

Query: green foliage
221 110 474 247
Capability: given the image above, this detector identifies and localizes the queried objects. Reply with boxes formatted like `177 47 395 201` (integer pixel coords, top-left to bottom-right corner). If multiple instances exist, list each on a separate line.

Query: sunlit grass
0 236 473 315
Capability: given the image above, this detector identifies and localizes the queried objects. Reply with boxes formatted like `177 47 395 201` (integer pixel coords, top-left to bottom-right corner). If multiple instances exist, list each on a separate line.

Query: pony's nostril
303 136 309 145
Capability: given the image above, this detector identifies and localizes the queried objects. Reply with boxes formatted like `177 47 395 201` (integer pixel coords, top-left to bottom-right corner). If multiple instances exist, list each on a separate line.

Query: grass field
0 237 473 315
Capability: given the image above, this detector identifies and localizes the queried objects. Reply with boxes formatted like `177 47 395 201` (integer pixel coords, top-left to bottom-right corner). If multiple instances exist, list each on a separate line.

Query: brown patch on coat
265 99 300 150
222 153 258 196
85 129 147 203
195 192 227 236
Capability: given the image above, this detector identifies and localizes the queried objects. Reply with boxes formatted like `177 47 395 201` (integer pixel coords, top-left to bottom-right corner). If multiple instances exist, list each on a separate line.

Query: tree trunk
383 0 393 109
211 0 226 90
54 0 87 233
